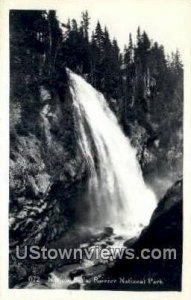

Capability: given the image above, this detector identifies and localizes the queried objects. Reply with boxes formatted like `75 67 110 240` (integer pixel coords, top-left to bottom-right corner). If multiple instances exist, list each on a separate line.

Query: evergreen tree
94 21 105 51
81 10 90 40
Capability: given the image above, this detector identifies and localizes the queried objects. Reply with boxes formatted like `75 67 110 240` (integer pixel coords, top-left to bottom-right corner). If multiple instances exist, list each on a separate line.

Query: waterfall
68 69 157 237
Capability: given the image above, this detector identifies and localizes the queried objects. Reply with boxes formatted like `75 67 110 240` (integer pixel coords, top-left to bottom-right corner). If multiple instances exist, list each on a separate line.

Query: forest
10 10 183 180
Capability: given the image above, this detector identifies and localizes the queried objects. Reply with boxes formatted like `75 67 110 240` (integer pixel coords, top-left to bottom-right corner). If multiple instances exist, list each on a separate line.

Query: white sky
56 0 191 61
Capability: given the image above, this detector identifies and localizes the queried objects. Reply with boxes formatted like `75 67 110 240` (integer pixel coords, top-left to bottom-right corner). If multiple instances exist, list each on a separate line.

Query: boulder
67 282 81 290
103 227 114 236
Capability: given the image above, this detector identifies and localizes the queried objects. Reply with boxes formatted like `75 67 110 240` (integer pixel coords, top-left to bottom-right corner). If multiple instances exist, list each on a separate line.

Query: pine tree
94 21 104 51
81 10 90 40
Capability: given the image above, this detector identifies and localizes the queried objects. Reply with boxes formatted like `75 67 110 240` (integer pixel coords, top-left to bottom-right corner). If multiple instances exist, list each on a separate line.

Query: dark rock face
86 179 183 291
131 179 182 251
128 120 182 200
9 81 88 287
150 179 182 223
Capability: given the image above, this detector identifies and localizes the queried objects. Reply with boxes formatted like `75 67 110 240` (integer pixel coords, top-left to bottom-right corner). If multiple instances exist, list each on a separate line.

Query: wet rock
104 227 113 236
67 282 81 289
123 237 138 248
106 240 114 246
150 179 182 223
85 264 107 277
100 243 107 249
69 268 85 280
114 235 123 240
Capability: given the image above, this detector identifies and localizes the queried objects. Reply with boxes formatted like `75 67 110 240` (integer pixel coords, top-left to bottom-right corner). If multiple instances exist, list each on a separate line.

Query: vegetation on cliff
9 10 183 289
10 10 183 180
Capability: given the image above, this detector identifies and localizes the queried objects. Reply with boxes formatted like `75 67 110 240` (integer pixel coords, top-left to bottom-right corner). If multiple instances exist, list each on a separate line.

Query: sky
56 0 191 61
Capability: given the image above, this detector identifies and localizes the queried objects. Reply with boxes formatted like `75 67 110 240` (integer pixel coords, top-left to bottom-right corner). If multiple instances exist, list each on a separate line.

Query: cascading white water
68 69 157 237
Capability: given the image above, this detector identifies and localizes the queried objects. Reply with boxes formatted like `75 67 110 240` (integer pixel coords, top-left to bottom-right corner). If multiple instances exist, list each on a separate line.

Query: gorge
9 9 183 291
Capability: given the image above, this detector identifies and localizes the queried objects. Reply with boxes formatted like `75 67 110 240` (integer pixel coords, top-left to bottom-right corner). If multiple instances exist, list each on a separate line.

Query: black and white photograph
1 0 190 296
